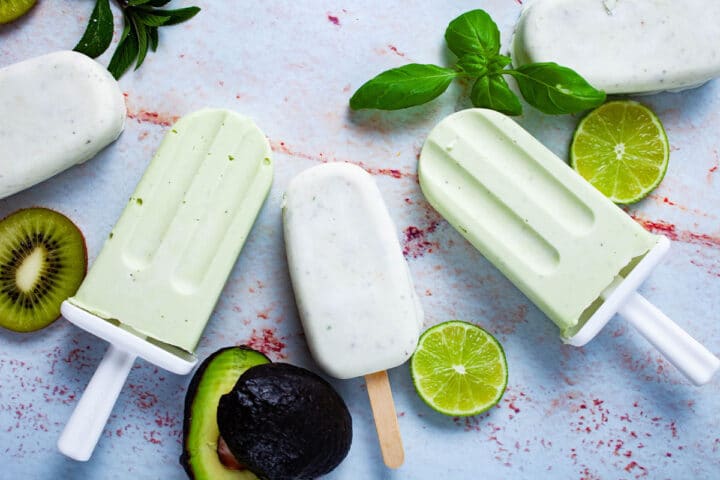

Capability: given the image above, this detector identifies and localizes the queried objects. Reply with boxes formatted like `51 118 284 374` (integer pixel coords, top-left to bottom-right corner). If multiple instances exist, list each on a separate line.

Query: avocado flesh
218 363 352 480
181 346 270 480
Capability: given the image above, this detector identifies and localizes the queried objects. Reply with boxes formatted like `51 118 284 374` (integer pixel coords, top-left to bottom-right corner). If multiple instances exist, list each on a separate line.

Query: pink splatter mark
388 44 405 57
123 92 179 127
631 215 720 249
402 223 439 258
243 328 287 359
269 140 415 180
327 14 340 25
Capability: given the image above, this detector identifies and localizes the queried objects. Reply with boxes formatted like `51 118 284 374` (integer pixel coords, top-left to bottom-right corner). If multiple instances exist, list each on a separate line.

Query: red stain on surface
631 215 720 249
243 328 287 360
327 14 340 25
126 109 178 127
402 223 439 258
123 92 179 127
388 44 405 57
269 140 416 180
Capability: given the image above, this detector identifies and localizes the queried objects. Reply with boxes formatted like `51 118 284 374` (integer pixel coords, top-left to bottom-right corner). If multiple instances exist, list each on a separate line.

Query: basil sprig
350 9 605 115
74 0 200 79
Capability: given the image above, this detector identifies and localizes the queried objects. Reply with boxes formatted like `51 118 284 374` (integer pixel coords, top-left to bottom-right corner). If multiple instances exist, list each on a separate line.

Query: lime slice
0 0 37 24
410 320 508 417
570 100 669 204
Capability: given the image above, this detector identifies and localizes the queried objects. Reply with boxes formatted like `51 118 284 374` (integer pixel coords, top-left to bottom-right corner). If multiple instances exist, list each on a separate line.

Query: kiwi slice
0 208 87 332
180 346 270 480
0 0 37 24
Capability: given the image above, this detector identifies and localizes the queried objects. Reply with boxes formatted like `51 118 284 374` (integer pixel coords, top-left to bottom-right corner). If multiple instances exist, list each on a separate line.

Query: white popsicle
512 0 720 94
283 163 423 467
0 51 125 198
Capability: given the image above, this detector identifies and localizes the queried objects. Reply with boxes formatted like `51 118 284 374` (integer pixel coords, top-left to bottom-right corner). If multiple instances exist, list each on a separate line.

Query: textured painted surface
0 1 718 479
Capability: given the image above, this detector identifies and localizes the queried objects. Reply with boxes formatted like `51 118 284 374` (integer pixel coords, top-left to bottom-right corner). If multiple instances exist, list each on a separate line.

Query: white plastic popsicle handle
619 292 720 386
57 345 136 461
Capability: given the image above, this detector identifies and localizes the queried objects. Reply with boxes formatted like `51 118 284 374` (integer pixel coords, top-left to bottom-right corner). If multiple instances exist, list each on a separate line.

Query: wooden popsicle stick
365 370 404 469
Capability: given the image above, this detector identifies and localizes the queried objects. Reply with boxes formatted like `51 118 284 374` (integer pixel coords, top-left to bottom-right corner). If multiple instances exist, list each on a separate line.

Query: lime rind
410 320 508 417
570 100 669 204
0 0 37 24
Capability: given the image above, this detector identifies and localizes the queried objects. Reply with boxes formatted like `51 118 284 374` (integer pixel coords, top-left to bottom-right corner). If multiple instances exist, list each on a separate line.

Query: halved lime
571 100 669 204
410 320 508 417
0 0 37 24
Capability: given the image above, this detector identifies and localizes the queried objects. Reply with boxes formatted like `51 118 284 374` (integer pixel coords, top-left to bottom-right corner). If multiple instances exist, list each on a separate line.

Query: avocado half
180 346 270 480
217 363 353 480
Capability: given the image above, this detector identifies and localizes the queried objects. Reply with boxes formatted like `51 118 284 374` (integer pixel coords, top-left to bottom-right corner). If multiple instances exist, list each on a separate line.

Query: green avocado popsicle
69 109 272 352
418 108 719 386
59 108 273 461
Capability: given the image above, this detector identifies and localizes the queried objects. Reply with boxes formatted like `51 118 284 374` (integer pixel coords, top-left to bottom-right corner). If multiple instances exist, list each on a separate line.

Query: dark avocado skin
180 346 271 479
217 363 352 480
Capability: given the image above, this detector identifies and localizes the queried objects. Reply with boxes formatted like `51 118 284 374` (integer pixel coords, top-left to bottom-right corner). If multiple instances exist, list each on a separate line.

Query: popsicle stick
58 344 136 461
365 370 404 468
619 292 720 385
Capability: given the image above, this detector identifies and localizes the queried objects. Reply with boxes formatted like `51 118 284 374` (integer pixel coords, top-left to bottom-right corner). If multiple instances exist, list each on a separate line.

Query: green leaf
154 6 201 26
127 0 153 5
148 26 159 51
132 10 171 27
107 22 139 79
147 0 172 6
73 0 114 58
445 9 500 58
488 54 512 73
455 54 487 77
508 62 606 114
133 16 149 69
350 64 458 110
470 75 522 116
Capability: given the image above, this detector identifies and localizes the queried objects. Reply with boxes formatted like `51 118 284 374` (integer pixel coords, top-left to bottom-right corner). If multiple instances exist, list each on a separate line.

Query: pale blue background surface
1 1 718 479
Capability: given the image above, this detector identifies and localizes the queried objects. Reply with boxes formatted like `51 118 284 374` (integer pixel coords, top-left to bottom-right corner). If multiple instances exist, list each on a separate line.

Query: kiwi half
0 208 87 332
0 0 37 24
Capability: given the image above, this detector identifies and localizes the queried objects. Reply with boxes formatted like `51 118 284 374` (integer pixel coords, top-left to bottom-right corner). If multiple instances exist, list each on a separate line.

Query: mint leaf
73 0 114 58
155 6 201 26
350 64 458 110
508 63 606 114
445 9 500 58
107 22 139 79
132 10 171 26
73 0 200 79
133 16 149 69
456 54 487 77
471 75 522 116
148 26 159 51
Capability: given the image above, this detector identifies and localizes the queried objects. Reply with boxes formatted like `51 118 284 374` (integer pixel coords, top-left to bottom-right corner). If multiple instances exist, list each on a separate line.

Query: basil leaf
488 54 512 73
350 64 458 110
108 22 139 79
154 6 201 26
509 63 606 114
471 75 522 116
73 0 114 58
445 9 500 58
147 0 172 6
456 54 487 77
127 0 153 5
